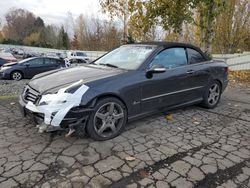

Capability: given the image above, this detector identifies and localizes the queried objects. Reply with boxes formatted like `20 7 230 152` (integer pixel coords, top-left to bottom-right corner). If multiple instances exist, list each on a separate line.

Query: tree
100 0 137 43
0 30 4 43
128 0 195 42
43 25 58 48
102 21 122 50
213 0 250 53
57 26 70 49
23 32 40 46
71 34 80 49
4 8 37 41
64 12 75 38
194 0 226 53
74 14 123 51
34 17 45 30
75 14 88 49
127 33 135 44
128 0 226 53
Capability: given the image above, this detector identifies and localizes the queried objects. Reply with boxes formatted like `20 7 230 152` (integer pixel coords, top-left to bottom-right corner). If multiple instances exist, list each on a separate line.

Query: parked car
67 51 90 63
19 42 228 140
23 52 37 59
0 57 65 80
0 52 17 67
0 58 7 67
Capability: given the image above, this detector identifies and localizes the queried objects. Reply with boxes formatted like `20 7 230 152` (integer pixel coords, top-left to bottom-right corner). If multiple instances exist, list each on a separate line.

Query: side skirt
127 98 203 123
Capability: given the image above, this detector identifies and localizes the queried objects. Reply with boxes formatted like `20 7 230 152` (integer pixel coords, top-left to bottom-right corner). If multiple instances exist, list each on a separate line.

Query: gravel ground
0 79 29 96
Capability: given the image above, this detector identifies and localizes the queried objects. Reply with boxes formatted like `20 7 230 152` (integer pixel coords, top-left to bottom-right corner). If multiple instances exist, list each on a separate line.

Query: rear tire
201 80 221 109
11 71 23 81
86 97 127 141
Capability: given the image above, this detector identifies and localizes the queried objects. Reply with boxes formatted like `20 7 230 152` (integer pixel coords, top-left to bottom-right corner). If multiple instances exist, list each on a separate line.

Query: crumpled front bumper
18 95 93 129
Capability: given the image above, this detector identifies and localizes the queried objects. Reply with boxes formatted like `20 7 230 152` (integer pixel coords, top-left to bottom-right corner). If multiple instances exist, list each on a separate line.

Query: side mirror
146 64 166 79
25 63 30 67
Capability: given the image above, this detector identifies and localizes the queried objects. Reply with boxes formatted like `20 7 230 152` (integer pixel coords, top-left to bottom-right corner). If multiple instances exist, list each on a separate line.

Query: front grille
23 86 40 104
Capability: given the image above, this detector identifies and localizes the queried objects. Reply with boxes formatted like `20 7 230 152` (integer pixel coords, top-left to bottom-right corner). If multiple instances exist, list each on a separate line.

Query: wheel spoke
211 85 217 92
214 92 219 97
109 103 115 114
210 98 214 104
110 123 116 132
208 95 213 101
211 86 215 92
98 122 107 134
96 112 106 120
113 113 124 120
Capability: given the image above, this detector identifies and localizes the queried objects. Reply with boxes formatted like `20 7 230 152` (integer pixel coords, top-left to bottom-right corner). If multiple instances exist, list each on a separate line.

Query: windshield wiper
99 63 119 68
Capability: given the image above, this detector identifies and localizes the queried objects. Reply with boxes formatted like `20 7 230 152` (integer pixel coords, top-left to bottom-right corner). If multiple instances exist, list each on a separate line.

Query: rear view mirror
146 64 166 79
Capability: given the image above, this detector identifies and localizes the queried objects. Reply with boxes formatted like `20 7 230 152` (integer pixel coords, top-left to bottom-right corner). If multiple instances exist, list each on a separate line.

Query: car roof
127 41 203 51
125 41 210 60
18 57 61 63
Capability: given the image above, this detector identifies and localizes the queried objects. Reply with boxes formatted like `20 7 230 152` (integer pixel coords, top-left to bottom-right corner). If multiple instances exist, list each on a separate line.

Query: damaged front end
18 80 93 135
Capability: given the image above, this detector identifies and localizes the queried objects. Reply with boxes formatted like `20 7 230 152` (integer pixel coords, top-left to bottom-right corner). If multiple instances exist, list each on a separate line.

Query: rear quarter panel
207 60 228 91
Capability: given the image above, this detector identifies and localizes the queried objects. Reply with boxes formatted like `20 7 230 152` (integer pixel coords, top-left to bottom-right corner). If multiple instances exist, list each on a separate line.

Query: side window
150 48 187 69
44 58 57 66
187 48 205 64
28 58 44 67
57 59 63 65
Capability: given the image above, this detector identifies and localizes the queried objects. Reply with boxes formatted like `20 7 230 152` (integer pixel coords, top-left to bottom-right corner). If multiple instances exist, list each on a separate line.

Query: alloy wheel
93 102 125 138
208 83 220 105
12 72 22 80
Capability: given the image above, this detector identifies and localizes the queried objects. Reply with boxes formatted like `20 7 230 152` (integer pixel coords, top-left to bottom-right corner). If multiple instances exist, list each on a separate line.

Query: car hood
28 65 125 93
2 62 18 67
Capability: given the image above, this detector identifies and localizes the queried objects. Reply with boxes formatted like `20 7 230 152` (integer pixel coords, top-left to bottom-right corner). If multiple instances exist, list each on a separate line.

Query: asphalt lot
0 85 249 188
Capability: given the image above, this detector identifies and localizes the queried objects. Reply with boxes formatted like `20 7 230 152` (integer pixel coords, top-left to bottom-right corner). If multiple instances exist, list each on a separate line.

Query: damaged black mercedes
19 42 229 140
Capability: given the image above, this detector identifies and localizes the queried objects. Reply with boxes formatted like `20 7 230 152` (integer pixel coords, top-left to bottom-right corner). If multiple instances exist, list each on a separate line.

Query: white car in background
67 51 90 63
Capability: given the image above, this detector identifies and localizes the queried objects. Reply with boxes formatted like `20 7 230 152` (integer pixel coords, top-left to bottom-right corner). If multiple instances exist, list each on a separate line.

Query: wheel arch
88 93 128 113
213 79 222 89
10 70 24 79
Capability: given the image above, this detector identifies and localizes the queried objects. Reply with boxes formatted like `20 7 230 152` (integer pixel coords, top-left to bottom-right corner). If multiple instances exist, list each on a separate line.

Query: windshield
76 52 87 57
94 45 156 70
18 57 35 64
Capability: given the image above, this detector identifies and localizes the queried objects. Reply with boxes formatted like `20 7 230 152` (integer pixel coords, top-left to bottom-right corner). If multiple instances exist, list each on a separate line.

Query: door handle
186 70 195 74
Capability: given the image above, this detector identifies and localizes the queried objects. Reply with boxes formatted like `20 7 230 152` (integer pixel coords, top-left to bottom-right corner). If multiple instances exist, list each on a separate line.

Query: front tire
86 97 127 141
11 71 23 81
202 80 221 109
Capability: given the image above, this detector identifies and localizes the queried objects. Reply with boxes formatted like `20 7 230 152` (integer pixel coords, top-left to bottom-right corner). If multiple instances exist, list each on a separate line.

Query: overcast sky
0 0 102 25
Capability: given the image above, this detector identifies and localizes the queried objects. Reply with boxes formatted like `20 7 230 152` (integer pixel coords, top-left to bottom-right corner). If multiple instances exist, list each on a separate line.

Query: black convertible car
19 42 228 140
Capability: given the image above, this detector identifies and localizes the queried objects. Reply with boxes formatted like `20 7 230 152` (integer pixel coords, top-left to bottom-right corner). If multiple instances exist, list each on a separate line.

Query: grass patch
229 70 250 85
0 95 18 100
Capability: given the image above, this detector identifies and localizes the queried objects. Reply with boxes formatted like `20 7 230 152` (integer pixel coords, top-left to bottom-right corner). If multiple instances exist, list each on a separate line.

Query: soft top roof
131 41 200 50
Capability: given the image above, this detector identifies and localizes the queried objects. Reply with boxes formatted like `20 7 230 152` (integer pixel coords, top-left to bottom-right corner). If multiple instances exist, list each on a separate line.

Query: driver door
24 58 45 78
140 47 194 113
